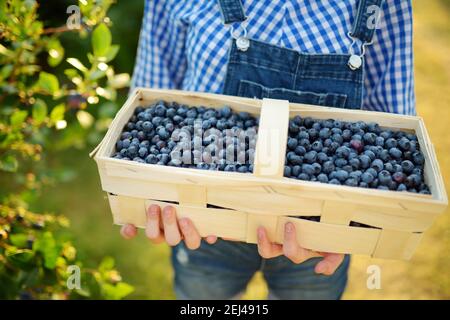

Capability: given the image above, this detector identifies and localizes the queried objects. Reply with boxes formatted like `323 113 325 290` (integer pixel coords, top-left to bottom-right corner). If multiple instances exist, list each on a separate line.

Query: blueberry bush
0 0 132 299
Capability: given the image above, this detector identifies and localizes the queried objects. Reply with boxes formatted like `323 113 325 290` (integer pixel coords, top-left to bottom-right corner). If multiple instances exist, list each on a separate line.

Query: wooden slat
246 214 278 243
253 98 289 179
372 230 424 260
275 217 380 255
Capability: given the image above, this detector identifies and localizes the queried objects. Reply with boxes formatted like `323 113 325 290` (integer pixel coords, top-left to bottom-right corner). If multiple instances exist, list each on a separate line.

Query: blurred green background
36 0 449 299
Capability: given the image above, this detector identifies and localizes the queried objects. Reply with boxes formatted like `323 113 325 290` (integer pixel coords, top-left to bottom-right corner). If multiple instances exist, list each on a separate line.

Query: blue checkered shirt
131 0 415 115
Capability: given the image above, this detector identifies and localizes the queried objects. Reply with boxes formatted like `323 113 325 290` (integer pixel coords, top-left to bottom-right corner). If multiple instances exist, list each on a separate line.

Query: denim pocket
237 80 348 108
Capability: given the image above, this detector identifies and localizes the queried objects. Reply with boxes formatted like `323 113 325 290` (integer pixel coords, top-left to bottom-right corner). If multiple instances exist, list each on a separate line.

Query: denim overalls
172 0 383 299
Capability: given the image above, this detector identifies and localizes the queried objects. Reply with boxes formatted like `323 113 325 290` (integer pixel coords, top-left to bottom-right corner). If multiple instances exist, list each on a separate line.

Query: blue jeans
172 239 350 300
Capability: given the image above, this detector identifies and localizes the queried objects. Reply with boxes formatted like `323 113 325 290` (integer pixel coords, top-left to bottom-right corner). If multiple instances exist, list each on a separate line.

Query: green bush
0 0 132 299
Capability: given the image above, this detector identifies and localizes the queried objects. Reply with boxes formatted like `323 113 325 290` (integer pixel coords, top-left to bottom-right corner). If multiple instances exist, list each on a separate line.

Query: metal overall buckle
230 24 250 52
347 32 371 71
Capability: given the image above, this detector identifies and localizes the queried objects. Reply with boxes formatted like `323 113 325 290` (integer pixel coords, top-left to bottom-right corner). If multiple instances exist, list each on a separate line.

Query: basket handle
253 98 290 179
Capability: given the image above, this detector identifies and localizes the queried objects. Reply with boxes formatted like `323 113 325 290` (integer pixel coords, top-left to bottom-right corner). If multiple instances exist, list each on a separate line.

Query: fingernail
149 205 159 215
285 222 294 233
179 218 188 229
163 207 173 219
316 263 326 274
257 228 264 241
125 225 133 236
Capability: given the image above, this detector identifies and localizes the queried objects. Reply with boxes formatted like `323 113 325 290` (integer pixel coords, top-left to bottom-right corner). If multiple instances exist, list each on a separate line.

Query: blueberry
378 170 392 186
145 154 158 164
295 145 306 156
289 121 300 133
237 165 248 173
317 173 328 183
371 159 384 172
359 182 369 188
363 150 376 161
334 158 348 167
138 147 148 158
156 128 168 140
288 153 303 165
319 128 331 139
298 173 310 181
381 131 393 140
331 134 344 144
361 172 375 184
349 170 362 182
293 115 303 126
298 131 309 140
385 138 397 149
317 152 328 164
312 163 322 175
344 178 358 187
284 166 292 177
336 146 351 158
302 164 316 176
287 137 298 150
322 161 335 174
401 160 414 174
219 106 232 118
384 162 394 173
405 174 421 188
311 140 323 152
363 132 376 145
308 128 319 140
304 151 318 164
335 170 349 182
329 178 341 185
303 117 314 128
349 158 360 170
388 147 402 159
152 116 163 127
292 165 301 176
412 151 425 166
342 129 352 141
173 115 184 124
377 185 389 190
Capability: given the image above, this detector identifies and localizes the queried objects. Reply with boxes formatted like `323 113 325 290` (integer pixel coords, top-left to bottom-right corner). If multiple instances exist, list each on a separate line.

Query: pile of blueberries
284 116 430 194
112 101 259 173
112 100 430 194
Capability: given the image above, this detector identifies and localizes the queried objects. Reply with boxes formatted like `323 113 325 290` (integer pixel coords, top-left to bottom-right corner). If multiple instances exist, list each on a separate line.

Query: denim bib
219 0 384 109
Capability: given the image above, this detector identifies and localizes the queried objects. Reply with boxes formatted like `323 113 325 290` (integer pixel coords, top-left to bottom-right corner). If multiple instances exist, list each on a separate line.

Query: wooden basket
91 88 448 260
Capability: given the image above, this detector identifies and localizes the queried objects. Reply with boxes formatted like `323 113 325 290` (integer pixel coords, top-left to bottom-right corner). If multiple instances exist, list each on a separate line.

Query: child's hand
256 223 345 276
120 205 218 249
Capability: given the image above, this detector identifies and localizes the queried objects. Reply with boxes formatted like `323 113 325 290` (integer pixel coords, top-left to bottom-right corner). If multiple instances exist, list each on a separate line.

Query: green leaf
0 154 18 172
92 23 111 57
6 249 34 270
10 233 28 247
47 38 65 67
101 283 134 300
10 110 28 129
67 58 88 72
33 232 59 269
32 99 47 125
104 45 119 62
0 155 18 172
50 104 65 124
99 256 115 272
36 72 59 95
0 64 13 79
109 73 130 89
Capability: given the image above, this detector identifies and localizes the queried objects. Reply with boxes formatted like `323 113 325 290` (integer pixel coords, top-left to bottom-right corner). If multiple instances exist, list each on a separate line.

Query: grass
40 0 449 299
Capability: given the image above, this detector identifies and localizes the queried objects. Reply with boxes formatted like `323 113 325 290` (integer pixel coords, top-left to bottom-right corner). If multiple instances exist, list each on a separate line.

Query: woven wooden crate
91 88 448 260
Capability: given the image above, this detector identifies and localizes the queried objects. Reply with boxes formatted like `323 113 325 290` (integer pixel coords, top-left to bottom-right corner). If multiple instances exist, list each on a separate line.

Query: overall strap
350 0 385 44
217 0 246 24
